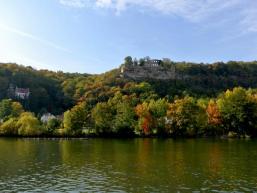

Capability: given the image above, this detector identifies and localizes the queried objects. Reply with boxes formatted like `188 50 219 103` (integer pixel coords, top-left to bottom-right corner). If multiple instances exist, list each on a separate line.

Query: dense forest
1 58 257 137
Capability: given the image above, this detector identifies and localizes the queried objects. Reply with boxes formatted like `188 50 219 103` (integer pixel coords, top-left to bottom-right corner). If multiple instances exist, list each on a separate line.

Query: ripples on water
0 138 257 192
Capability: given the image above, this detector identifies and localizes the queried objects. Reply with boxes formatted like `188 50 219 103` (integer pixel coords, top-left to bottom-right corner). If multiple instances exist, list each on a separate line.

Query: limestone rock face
120 65 176 80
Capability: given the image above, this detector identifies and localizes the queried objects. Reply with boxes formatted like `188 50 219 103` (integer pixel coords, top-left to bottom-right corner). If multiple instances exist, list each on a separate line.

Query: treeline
0 63 89 114
52 59 257 106
1 87 257 138
1 59 257 137
2 60 257 115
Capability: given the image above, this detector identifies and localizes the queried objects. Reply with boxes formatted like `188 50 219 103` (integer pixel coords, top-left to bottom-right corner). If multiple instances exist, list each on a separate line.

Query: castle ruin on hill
120 58 176 80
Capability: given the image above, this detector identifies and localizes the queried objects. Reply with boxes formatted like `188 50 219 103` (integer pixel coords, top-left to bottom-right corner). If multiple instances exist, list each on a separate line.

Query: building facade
15 87 30 100
144 59 162 67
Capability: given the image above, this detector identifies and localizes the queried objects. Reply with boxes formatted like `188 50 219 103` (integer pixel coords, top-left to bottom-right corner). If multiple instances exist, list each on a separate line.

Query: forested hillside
1 60 257 114
1 59 257 138
0 63 90 114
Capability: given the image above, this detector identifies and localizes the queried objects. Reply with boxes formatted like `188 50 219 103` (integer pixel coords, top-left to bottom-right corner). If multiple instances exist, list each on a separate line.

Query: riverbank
0 132 253 139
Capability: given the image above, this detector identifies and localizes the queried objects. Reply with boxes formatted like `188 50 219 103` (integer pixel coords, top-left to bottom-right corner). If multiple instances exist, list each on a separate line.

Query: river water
0 138 256 192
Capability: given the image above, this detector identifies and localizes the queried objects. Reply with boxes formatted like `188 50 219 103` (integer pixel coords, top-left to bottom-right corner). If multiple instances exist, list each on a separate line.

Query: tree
217 87 257 136
206 99 222 136
16 112 42 136
0 118 18 136
148 99 168 135
63 110 72 134
0 99 12 120
135 99 168 135
11 102 24 117
139 58 145 66
166 97 207 137
124 56 133 66
45 118 61 135
92 102 115 134
113 102 136 135
133 58 138 66
0 99 24 121
63 102 90 135
135 102 152 135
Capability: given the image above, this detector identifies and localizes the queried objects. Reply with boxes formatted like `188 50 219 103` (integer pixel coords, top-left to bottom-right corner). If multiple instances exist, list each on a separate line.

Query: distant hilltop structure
120 56 176 80
15 87 30 99
8 84 30 100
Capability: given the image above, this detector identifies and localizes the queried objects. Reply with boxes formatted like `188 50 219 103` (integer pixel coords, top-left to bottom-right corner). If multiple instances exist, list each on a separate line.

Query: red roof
16 88 29 94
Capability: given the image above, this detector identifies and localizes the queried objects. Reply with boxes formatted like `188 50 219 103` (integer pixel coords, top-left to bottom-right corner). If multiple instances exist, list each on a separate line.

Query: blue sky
0 0 257 73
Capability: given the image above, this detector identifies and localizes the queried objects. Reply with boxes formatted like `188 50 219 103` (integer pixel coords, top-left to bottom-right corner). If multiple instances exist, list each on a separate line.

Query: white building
41 113 56 123
15 87 30 99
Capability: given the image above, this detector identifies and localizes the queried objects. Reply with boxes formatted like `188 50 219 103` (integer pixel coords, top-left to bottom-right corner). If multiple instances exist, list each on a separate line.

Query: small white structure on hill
144 59 162 67
41 113 56 123
15 87 30 100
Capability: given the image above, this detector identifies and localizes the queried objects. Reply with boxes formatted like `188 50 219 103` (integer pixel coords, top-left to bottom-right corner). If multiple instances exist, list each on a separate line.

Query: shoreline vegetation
2 58 257 138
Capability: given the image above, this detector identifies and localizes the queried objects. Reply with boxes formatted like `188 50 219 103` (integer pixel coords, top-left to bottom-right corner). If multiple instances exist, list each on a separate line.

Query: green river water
0 138 256 192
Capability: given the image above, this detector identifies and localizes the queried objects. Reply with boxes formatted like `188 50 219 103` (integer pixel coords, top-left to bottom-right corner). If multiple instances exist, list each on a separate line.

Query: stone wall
120 65 176 80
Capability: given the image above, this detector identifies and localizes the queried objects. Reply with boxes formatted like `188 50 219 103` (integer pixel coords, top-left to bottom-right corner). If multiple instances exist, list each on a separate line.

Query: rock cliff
120 65 176 80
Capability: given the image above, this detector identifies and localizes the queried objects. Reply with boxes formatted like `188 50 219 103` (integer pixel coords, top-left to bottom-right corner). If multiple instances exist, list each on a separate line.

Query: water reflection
0 138 256 192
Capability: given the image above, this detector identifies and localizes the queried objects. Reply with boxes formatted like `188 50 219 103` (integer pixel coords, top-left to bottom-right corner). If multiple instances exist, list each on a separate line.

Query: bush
16 112 43 136
0 118 18 136
45 118 61 135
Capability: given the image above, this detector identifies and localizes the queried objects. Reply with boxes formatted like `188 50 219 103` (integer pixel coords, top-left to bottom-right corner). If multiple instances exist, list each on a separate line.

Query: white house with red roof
15 87 30 99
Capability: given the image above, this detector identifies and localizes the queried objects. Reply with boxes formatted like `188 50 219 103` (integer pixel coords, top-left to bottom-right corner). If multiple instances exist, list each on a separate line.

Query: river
0 138 256 192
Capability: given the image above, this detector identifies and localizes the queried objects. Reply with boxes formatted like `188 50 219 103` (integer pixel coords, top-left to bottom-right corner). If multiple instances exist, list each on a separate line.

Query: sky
0 0 257 74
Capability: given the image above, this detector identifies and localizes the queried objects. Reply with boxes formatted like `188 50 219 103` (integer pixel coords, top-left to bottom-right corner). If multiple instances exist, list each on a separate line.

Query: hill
1 59 257 114
0 63 90 114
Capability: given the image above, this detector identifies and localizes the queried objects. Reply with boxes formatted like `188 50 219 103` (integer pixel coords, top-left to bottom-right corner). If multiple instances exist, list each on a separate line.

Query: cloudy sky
0 0 257 73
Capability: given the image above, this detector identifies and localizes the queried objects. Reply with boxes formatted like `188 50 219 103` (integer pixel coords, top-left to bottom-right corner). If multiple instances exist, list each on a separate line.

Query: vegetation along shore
1 57 257 138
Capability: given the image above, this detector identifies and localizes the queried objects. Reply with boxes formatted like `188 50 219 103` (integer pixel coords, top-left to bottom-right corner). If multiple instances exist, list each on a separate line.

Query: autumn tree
16 112 43 136
206 99 222 136
135 99 168 135
166 97 207 137
0 118 18 136
135 102 152 135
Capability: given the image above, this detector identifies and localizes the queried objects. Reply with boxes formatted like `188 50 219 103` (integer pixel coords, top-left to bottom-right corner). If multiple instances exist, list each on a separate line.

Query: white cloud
241 7 257 32
59 0 88 8
96 0 112 8
60 0 243 21
59 0 257 34
91 0 242 21
0 23 70 53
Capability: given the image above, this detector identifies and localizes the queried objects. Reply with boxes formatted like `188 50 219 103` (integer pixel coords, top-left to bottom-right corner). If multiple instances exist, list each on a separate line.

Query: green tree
92 102 115 134
0 118 18 136
63 102 90 135
217 87 257 136
16 112 42 136
11 102 24 117
139 58 145 66
148 99 168 135
0 99 24 121
124 56 133 66
0 99 12 120
45 118 61 135
113 102 136 135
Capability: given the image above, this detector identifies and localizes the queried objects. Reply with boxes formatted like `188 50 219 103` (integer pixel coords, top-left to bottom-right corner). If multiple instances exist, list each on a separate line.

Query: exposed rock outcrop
120 65 176 80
